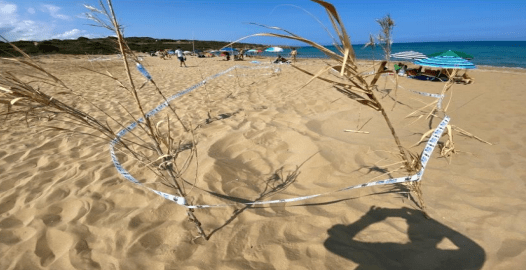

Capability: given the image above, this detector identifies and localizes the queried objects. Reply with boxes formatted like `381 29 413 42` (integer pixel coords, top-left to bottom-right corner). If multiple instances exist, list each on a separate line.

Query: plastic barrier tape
109 65 450 208
389 77 445 109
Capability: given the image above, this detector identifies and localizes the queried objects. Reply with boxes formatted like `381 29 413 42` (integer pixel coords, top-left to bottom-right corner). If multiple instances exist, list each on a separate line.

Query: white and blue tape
136 63 152 81
389 77 445 109
109 64 450 209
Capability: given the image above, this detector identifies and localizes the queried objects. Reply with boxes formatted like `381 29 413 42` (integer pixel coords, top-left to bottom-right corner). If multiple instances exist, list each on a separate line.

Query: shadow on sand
324 206 485 270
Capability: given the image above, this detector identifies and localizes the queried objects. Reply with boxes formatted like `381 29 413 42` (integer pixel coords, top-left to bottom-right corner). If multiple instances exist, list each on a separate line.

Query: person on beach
175 47 187 67
273 55 290 64
290 48 297 63
223 52 230 61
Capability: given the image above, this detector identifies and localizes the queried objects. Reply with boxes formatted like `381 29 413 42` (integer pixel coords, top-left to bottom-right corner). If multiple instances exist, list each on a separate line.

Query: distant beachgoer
273 55 290 64
159 49 171 60
290 48 297 62
175 47 187 67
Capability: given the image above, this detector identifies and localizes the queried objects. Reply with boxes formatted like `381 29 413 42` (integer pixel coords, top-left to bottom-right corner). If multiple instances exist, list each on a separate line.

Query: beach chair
452 72 474 84
419 69 449 82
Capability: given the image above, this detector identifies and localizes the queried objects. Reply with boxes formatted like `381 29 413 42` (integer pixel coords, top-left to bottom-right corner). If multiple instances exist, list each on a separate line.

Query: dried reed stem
104 0 207 240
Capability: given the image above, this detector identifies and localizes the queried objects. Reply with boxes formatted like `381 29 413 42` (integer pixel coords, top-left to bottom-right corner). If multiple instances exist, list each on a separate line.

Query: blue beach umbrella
265 47 284 53
220 47 238 52
220 47 238 56
414 55 476 69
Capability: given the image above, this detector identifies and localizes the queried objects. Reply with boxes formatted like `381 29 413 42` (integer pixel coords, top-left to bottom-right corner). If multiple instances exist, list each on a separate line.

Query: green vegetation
0 36 264 56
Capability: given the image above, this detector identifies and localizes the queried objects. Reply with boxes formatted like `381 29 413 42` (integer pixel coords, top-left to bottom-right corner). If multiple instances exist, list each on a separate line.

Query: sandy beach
1 54 526 269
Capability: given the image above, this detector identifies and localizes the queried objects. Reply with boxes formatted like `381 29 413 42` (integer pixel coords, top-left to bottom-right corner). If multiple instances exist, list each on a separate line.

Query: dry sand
1 54 526 269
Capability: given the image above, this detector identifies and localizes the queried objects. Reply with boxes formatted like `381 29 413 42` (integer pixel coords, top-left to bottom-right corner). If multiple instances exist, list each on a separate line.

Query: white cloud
51 29 98 40
8 20 45 41
0 2 21 39
42 4 69 20
0 1 97 41
52 28 81 39
1 2 16 14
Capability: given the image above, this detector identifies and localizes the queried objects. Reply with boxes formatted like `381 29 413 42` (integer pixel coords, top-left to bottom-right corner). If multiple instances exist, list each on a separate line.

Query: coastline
289 41 526 69
30 52 526 73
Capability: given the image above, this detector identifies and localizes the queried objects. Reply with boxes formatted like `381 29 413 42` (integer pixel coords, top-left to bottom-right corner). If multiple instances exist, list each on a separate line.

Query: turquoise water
260 41 526 69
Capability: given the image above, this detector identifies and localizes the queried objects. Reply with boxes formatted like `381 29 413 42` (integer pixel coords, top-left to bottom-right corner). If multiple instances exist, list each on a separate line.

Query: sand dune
1 55 526 269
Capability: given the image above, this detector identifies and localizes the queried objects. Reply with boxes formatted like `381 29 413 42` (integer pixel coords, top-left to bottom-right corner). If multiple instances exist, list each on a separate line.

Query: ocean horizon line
270 41 526 69
302 40 526 48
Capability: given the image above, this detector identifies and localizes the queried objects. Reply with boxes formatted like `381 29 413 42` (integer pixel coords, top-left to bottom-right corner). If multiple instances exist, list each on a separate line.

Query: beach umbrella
183 51 192 55
220 47 238 52
265 47 284 53
220 47 238 55
428 50 473 60
414 55 476 69
390 51 427 60
247 49 262 53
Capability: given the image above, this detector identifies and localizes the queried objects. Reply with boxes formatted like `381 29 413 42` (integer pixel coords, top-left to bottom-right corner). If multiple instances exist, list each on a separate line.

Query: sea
259 41 526 69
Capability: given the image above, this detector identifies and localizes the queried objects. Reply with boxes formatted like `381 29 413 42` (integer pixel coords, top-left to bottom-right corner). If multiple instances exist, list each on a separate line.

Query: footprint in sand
0 230 21 245
35 233 55 267
0 194 18 216
0 216 23 229
70 239 102 270
38 206 63 227
45 187 71 204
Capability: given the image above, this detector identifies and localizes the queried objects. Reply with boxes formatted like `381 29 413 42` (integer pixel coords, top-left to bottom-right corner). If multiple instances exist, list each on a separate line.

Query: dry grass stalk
344 129 369 134
374 14 397 100
243 0 417 175
376 14 395 63
1 0 446 237
406 69 490 160
363 34 377 72
92 0 206 240
0 41 117 142
1 0 208 240
452 125 492 145
440 124 456 163
224 0 424 208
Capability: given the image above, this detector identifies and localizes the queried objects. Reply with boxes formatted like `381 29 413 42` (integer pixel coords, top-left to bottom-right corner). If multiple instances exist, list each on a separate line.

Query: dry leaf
10 97 25 105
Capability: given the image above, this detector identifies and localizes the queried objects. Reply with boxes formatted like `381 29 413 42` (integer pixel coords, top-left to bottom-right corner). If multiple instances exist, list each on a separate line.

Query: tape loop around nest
109 65 450 209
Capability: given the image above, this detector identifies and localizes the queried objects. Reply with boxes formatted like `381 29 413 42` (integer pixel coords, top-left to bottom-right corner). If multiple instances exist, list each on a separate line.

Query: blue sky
1 0 525 45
